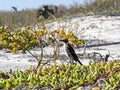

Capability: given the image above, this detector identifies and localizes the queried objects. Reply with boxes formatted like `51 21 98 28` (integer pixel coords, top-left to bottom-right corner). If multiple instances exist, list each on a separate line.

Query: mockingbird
60 39 82 65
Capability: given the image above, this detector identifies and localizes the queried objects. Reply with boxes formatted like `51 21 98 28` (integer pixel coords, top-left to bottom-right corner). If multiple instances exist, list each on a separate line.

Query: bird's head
59 39 68 43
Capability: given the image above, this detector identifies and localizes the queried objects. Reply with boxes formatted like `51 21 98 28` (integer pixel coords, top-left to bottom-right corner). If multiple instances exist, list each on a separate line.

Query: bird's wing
66 44 79 61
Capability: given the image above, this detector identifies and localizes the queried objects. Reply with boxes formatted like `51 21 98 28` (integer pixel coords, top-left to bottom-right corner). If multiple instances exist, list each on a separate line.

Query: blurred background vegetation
0 0 120 28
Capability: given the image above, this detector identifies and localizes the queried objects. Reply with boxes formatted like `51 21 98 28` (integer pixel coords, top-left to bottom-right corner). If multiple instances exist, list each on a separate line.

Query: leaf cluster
0 61 120 89
50 29 85 46
0 26 39 53
0 26 84 53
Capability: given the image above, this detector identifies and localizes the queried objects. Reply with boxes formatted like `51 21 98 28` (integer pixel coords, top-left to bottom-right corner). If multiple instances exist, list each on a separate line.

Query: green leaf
5 81 11 88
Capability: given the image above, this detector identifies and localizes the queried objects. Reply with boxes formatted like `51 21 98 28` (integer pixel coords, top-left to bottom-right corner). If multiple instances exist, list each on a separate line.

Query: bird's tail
77 60 82 65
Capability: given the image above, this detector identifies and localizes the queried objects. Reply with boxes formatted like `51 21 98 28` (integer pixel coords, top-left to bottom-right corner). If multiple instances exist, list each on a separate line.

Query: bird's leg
71 60 74 64
70 58 74 64
69 58 72 64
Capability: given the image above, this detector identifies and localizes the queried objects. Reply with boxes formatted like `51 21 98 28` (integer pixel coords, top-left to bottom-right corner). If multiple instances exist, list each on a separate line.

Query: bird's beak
59 40 64 42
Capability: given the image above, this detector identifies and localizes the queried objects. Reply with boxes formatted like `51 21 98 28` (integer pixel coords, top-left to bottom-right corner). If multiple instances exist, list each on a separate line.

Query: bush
0 61 120 89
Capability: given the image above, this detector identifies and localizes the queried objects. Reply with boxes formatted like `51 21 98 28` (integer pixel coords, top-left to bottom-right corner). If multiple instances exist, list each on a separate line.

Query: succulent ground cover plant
0 61 120 89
